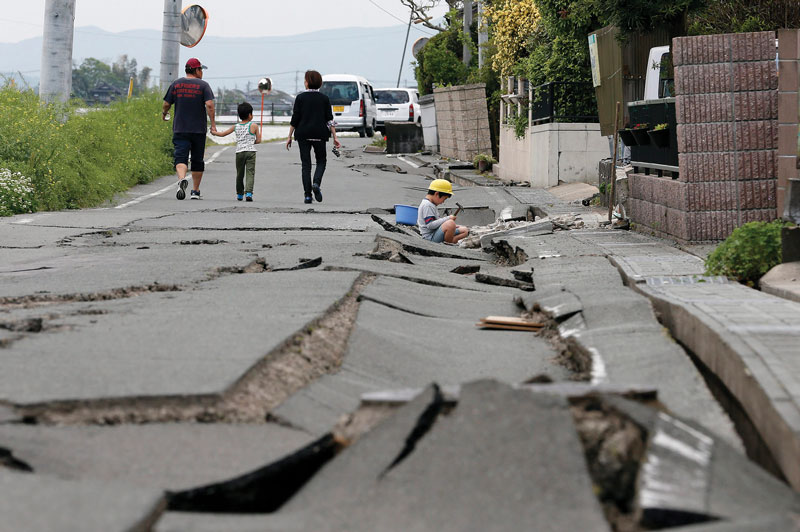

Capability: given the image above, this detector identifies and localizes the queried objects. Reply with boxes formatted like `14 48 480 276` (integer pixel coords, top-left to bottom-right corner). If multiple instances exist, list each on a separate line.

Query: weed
0 87 173 214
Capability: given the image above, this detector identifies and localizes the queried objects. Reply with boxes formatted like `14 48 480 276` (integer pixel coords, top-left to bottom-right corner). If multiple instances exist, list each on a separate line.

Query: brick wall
433 84 492 162
628 31 781 242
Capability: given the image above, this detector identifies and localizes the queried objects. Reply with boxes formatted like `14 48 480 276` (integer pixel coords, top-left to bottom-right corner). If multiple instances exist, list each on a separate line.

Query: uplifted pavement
1 137 798 530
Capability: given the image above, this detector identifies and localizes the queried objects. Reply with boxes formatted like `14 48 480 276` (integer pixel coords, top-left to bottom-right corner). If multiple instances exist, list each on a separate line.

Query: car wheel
358 127 366 138
366 121 375 138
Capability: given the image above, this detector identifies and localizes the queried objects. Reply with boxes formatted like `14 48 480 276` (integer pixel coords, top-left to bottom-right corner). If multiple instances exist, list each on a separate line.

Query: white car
320 74 378 138
374 88 420 134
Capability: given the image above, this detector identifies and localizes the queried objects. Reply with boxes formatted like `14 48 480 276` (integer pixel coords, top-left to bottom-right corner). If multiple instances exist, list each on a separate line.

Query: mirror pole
159 0 182 93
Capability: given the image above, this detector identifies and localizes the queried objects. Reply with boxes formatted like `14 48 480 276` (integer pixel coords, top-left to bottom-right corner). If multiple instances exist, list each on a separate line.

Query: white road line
115 147 230 209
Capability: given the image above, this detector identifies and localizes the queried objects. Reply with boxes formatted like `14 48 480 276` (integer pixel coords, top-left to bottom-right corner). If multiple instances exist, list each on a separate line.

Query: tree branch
398 0 462 32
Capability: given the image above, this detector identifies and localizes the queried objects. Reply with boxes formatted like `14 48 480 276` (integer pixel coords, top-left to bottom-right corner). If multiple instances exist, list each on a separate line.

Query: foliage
595 0 706 40
705 220 790 287
0 168 33 216
633 123 649 129
473 153 497 166
688 0 800 35
0 87 173 214
512 110 529 139
371 136 387 148
653 123 669 131
483 0 540 75
72 56 152 103
414 10 471 95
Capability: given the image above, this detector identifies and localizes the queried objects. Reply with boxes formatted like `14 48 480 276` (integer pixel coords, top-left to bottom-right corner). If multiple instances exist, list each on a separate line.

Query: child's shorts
431 226 460 243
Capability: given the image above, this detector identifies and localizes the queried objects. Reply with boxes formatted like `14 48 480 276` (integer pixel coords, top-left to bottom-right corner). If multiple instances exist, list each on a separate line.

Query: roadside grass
0 87 173 215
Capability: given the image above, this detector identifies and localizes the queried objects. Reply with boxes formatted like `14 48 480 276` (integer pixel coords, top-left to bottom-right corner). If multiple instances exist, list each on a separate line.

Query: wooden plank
476 323 543 332
480 316 545 327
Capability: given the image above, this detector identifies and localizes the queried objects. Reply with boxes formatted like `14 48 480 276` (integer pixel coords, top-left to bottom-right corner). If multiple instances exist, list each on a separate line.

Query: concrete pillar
477 0 488 70
39 0 76 103
160 0 182 93
463 0 472 67
778 29 800 218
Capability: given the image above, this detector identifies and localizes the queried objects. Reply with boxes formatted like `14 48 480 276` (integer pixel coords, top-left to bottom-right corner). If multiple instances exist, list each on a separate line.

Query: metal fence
529 81 599 124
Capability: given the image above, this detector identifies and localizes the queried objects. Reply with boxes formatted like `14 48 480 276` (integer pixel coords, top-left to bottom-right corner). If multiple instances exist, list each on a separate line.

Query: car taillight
409 104 414 120
359 99 364 117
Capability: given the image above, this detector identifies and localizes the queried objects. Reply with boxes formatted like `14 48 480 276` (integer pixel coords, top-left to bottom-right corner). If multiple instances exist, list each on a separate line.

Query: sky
0 0 446 43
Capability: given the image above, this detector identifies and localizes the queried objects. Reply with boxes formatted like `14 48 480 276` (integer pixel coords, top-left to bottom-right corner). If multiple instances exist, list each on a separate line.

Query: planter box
631 128 650 145
647 128 670 148
618 129 637 146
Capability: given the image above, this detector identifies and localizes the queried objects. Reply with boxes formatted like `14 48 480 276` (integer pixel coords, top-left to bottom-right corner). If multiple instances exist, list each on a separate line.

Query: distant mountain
0 24 432 94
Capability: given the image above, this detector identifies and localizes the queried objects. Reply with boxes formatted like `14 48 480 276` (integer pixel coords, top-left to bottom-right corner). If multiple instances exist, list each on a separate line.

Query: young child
417 179 469 244
212 102 262 201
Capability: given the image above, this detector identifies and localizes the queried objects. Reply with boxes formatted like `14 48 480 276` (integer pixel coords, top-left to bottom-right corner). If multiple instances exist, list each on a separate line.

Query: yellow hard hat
428 179 453 195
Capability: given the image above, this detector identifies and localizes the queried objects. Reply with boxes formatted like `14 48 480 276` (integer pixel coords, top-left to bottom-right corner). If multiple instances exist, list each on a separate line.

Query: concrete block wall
778 29 800 215
629 31 781 242
433 84 492 162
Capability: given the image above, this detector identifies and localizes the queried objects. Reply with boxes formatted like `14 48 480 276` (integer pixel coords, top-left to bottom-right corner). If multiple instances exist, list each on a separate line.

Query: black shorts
173 132 207 172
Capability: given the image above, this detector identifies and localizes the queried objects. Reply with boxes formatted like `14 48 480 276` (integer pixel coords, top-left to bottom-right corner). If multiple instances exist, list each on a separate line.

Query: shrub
0 87 173 214
0 168 33 216
705 220 790 287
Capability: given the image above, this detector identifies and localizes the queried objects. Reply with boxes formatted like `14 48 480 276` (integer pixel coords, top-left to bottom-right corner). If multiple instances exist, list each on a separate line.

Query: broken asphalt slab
0 271 361 404
375 231 489 261
0 469 165 532
275 380 609 531
130 211 375 232
358 275 520 319
272 300 568 434
639 280 800 489
604 396 800 528
0 423 314 491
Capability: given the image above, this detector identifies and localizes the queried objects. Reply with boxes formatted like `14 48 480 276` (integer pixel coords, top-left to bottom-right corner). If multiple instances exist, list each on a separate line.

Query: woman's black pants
297 139 327 196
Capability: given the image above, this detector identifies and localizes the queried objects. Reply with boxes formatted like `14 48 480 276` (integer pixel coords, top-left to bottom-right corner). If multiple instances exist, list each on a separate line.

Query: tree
71 56 152 103
688 0 800 35
400 0 463 32
414 10 471 94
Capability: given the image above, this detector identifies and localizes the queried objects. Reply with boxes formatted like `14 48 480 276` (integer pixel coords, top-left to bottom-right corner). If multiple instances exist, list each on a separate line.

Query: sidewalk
501 186 800 490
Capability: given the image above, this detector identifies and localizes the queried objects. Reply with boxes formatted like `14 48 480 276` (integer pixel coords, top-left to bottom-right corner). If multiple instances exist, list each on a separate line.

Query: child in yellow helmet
417 179 469 244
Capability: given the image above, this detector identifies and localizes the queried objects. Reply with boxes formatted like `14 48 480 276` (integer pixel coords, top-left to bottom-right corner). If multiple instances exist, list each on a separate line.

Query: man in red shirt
162 58 217 200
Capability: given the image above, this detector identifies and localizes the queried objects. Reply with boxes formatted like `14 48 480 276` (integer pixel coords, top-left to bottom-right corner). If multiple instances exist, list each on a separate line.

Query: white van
374 87 421 134
321 74 378 138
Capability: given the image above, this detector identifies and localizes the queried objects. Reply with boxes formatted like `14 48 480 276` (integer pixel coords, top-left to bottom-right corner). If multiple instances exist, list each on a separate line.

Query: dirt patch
570 397 647 532
0 284 182 311
522 307 592 380
16 274 375 425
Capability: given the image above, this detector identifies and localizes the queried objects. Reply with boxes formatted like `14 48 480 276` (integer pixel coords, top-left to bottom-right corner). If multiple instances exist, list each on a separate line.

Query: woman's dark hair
305 70 323 90
237 102 254 120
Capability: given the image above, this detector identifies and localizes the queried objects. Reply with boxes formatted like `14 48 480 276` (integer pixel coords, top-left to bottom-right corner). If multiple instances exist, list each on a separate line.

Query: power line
366 0 435 36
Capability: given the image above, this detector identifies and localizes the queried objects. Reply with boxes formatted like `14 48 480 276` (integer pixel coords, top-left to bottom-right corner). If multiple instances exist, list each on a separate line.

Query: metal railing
529 81 598 124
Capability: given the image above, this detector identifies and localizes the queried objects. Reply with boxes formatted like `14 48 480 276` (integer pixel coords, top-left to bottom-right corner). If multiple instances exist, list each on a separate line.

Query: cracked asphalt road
2 137 798 531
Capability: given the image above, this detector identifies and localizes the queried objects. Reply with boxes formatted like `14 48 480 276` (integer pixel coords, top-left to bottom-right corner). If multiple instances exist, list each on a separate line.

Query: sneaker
312 184 323 203
237 194 243 201
176 178 188 200
190 190 202 200
245 193 253 202
304 195 312 204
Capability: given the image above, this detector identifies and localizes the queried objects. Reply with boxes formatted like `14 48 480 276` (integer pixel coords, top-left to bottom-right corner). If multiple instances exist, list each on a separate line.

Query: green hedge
705 220 790 287
0 88 173 214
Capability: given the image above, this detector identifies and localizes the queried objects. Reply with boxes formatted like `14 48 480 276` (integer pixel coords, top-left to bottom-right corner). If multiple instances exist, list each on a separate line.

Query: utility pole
463 0 473 67
40 0 76 103
159 0 181 93
478 0 488 69
397 12 413 88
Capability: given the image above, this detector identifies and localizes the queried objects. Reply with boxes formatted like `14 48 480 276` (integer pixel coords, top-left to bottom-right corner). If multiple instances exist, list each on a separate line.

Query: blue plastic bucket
394 204 419 225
